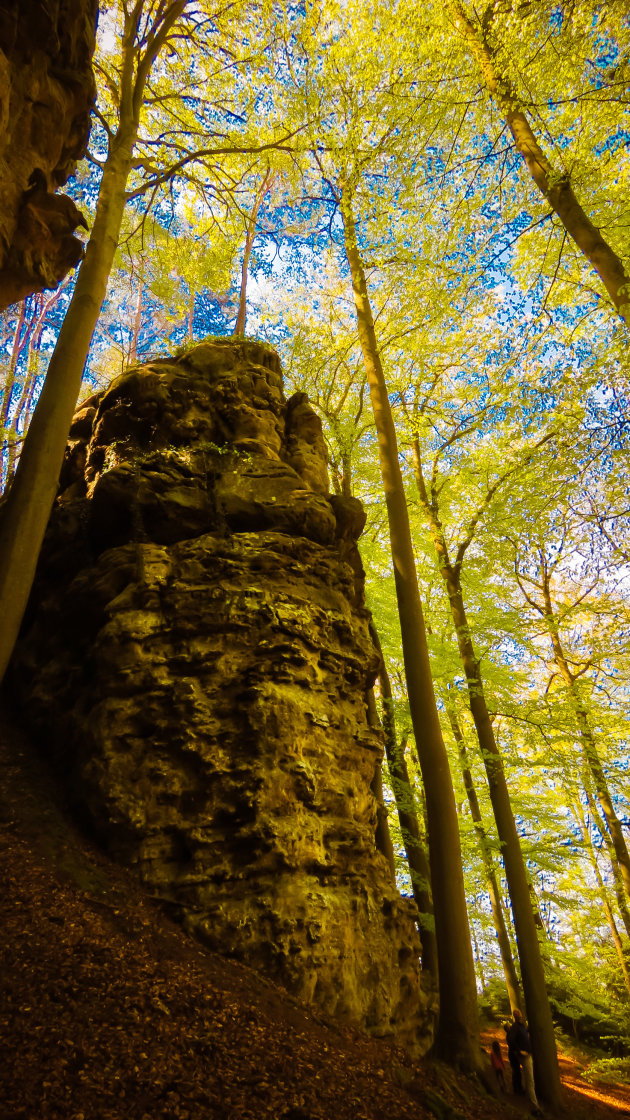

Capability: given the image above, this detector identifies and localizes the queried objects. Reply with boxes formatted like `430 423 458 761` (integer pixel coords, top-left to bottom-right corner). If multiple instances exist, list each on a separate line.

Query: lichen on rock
13 339 430 1050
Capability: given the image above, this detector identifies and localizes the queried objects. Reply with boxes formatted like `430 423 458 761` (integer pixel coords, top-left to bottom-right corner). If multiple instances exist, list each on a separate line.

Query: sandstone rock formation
13 339 429 1050
0 0 97 309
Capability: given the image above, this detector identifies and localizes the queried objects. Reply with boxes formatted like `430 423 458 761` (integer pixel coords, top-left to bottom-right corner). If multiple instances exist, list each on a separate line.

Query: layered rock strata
0 0 97 308
13 339 428 1049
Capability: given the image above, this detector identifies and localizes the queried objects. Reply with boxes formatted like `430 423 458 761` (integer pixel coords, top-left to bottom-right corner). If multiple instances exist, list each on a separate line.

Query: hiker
506 1009 543 1117
505 1013 524 1096
490 1039 506 1091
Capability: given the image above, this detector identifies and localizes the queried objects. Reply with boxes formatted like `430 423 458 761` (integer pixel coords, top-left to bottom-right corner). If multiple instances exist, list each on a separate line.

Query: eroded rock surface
13 339 429 1049
0 0 97 308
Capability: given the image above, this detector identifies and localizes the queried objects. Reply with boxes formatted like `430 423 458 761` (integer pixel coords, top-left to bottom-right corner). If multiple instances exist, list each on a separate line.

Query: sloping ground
556 1050 630 1116
480 1028 630 1119
1 698 628 1120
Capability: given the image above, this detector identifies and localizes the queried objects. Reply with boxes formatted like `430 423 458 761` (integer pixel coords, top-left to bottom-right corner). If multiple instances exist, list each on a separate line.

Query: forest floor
1 699 630 1120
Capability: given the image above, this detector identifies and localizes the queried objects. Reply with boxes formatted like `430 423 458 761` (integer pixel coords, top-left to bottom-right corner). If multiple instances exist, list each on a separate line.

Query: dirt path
481 1027 630 1118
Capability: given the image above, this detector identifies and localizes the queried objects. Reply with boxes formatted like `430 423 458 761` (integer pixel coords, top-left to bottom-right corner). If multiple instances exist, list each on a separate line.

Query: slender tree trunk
233 226 255 338
370 622 437 976
413 448 562 1106
0 0 188 683
8 345 44 483
583 776 630 940
593 870 630 1001
187 290 195 341
445 701 522 1011
2 285 68 488
4 434 18 486
577 711 630 897
516 553 630 934
1 300 28 443
471 921 487 992
5 343 39 487
233 169 273 338
12 287 64 424
540 577 630 905
611 864 630 942
366 687 397 883
447 0 630 320
571 796 630 999
340 448 352 498
370 761 397 883
0 126 138 681
341 183 480 1069
129 282 143 363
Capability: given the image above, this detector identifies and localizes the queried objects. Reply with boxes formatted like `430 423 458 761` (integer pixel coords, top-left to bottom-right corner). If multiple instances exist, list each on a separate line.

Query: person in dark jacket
505 1010 526 1094
506 1009 543 1116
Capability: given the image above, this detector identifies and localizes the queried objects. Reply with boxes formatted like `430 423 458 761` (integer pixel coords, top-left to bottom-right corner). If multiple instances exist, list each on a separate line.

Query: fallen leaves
1 703 628 1120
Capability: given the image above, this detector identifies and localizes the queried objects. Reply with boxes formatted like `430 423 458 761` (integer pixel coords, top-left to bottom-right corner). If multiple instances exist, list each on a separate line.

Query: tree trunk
366 688 397 883
129 282 143 362
593 873 630 1001
447 582 560 1101
447 0 630 320
370 622 438 976
2 285 68 488
370 761 397 883
187 290 195 341
1 300 28 450
571 796 630 999
340 448 352 498
583 776 630 941
233 169 272 338
5 344 39 487
445 701 522 1011
541 581 630 906
341 184 480 1069
0 0 188 683
413 448 562 1106
0 127 137 682
471 920 487 992
578 712 630 897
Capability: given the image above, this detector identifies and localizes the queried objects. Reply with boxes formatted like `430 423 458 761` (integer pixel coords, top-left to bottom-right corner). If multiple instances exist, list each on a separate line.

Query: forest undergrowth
1 698 629 1120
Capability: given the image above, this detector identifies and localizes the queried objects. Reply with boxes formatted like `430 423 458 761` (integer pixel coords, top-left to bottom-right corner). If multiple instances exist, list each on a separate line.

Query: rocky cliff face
13 339 429 1050
0 0 97 309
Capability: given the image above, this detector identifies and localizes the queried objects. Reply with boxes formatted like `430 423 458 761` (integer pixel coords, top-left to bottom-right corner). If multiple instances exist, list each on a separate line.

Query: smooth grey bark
341 182 480 1069
370 622 438 976
413 448 562 1107
445 700 522 1011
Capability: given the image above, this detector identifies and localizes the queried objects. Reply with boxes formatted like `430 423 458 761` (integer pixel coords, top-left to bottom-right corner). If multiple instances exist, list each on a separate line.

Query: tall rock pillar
13 339 430 1050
